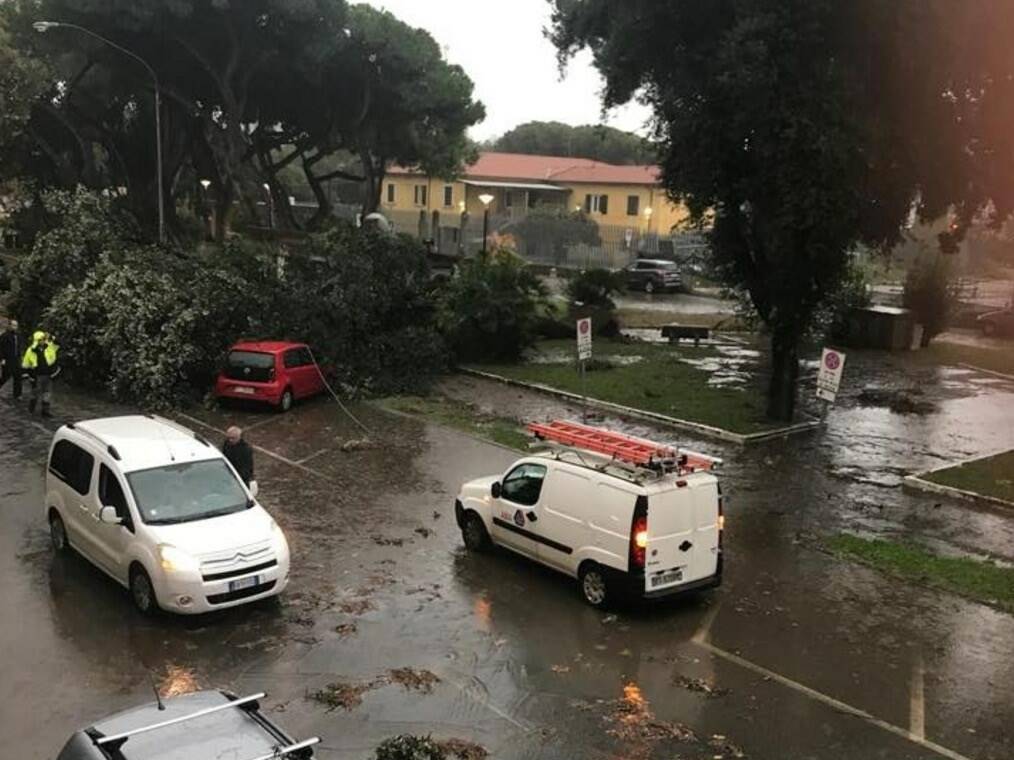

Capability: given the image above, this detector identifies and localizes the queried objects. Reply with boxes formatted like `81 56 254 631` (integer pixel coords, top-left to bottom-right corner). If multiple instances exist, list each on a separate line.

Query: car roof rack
528 420 721 476
67 422 122 461
243 737 321 760
95 692 267 749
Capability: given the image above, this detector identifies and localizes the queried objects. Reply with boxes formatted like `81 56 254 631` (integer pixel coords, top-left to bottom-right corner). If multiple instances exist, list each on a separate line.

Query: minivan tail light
629 495 648 570
718 492 724 549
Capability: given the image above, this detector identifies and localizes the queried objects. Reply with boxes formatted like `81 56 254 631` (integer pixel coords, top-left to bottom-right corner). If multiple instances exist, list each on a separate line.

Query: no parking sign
576 317 592 361
816 348 846 402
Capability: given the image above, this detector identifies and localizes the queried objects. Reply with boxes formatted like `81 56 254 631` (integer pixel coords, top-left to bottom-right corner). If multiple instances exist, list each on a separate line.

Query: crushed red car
214 341 327 412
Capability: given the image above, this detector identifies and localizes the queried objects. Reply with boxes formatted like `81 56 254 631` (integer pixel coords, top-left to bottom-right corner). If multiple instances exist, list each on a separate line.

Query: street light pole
478 193 494 256
34 21 165 245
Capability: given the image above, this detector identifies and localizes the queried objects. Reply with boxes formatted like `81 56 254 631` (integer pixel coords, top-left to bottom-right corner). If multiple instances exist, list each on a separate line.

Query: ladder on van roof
527 420 720 474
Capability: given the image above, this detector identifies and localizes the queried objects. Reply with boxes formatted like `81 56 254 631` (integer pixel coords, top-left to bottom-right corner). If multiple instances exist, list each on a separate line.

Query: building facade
383 152 688 236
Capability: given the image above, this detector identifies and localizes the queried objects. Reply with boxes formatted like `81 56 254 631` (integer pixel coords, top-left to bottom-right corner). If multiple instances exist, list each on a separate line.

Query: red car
214 341 326 411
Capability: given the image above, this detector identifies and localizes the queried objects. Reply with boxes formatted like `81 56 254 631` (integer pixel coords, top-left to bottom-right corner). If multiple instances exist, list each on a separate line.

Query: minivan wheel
49 512 68 553
462 513 491 552
278 388 294 413
579 563 610 608
644 280 655 295
130 566 158 615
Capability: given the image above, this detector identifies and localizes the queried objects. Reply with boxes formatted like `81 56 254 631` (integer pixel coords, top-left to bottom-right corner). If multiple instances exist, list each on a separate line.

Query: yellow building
384 152 688 236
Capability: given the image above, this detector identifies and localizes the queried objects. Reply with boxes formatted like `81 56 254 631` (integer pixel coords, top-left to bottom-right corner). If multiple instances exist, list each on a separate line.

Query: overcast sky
361 0 653 141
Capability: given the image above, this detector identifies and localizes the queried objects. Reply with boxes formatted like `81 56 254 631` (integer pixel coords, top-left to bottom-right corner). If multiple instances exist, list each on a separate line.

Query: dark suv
624 259 683 294
56 690 317 760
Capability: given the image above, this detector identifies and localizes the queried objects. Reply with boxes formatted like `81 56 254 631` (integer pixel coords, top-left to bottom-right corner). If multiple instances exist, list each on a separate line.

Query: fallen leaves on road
337 598 375 615
388 667 441 693
436 738 488 760
550 664 570 674
308 680 383 711
334 622 358 638
673 675 729 698
415 527 434 538
371 535 406 547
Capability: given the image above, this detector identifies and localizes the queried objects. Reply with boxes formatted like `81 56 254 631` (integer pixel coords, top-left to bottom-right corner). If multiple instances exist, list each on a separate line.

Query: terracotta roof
389 151 662 186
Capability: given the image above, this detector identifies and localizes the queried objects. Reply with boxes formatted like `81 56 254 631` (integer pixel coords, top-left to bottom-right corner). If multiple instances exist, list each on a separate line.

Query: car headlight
158 544 200 574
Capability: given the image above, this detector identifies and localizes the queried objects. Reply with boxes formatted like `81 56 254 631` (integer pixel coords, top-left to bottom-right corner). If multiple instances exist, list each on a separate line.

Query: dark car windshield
127 460 250 525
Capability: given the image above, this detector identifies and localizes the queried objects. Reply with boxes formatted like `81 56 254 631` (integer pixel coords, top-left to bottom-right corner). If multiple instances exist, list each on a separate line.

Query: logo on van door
513 509 525 527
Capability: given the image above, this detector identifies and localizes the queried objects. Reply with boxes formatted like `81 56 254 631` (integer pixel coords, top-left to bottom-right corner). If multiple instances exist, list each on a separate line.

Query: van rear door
644 477 720 592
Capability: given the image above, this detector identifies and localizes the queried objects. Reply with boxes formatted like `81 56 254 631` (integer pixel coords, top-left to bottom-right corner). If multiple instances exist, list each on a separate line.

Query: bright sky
361 0 653 141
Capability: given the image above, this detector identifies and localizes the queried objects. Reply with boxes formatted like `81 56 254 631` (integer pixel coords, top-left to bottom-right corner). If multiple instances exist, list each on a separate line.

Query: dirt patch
308 679 383 711
673 675 729 698
414 527 434 538
336 599 375 615
857 387 937 415
334 622 358 638
372 535 407 547
436 738 488 760
388 667 441 694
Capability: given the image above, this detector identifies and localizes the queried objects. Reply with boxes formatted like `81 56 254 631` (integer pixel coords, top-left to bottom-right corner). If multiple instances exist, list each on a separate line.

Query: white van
454 421 723 608
44 415 290 615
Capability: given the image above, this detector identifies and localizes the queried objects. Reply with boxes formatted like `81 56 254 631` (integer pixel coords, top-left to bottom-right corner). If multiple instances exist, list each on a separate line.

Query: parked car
56 690 317 760
214 341 325 412
45 415 291 614
454 420 723 608
624 259 683 294
977 307 1014 338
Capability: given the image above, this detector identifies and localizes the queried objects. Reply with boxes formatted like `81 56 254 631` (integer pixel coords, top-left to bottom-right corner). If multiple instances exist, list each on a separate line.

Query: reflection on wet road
2 348 1014 760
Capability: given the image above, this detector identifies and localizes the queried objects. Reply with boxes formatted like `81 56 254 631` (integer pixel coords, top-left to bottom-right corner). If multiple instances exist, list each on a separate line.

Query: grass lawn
468 338 774 435
923 449 1014 504
915 340 1014 377
375 395 529 450
827 534 1014 613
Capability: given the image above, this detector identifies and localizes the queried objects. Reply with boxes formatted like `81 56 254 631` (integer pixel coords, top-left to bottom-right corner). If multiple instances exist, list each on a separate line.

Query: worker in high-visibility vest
22 330 59 417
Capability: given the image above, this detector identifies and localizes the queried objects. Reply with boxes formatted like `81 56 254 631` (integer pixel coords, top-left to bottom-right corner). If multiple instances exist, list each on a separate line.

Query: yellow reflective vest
22 337 59 371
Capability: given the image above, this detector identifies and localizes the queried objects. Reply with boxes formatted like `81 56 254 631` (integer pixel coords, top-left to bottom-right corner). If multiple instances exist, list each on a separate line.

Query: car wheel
579 563 611 608
130 566 159 615
278 388 294 413
462 512 492 552
49 512 69 553
644 279 655 295
982 321 997 337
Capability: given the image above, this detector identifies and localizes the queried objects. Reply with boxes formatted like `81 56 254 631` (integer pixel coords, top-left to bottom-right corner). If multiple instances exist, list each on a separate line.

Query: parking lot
3 360 1014 759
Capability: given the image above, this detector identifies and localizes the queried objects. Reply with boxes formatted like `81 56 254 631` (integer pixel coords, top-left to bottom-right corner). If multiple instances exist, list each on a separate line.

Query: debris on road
334 622 358 638
674 675 729 698
436 738 489 760
372 535 407 547
308 679 384 711
415 527 434 538
388 667 441 694
337 598 376 615
857 387 937 415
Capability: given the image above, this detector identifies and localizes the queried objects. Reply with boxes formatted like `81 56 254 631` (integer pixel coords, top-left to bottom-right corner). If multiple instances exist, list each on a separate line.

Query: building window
626 195 640 216
443 186 453 207
584 194 609 215
414 185 428 206
386 184 395 204
504 191 513 208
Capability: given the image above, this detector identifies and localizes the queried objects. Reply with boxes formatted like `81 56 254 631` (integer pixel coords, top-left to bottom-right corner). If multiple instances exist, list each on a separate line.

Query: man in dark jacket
222 426 255 486
0 318 22 400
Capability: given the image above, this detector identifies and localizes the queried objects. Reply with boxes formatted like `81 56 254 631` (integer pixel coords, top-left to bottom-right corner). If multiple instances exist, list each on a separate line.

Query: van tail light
717 494 724 549
629 495 648 570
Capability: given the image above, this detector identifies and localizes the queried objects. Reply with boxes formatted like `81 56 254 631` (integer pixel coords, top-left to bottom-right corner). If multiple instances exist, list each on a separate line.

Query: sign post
816 347 846 414
577 317 592 422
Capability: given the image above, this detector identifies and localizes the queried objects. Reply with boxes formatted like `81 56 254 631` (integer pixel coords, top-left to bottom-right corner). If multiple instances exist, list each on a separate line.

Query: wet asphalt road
2 349 1014 760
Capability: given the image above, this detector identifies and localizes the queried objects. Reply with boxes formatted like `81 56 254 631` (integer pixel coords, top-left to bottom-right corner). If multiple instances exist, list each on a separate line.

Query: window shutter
599 194 609 215
627 195 639 216
387 184 395 203
584 194 592 213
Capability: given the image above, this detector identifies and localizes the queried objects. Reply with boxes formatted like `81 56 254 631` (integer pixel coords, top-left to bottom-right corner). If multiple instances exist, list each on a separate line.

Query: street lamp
34 20 165 245
478 193 494 255
262 183 275 229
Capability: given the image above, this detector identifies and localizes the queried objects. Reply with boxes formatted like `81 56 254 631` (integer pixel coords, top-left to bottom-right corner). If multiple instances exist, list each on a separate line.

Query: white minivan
45 415 290 614
454 421 723 608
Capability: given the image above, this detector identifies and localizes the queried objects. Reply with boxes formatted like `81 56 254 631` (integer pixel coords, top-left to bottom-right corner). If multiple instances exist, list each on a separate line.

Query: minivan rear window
225 351 274 382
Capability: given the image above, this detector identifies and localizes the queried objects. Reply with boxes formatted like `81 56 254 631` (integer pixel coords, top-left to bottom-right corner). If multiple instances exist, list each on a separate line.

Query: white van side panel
586 479 639 573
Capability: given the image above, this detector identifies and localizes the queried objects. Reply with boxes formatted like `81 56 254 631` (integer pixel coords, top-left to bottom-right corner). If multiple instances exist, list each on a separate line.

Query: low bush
439 249 548 362
903 252 961 346
565 268 624 309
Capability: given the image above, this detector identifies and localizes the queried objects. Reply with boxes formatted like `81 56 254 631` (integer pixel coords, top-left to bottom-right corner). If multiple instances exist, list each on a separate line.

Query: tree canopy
0 0 483 238
551 0 1014 420
492 121 653 165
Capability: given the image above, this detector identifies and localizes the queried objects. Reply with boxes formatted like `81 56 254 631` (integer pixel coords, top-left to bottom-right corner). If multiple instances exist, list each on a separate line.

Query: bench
661 324 710 347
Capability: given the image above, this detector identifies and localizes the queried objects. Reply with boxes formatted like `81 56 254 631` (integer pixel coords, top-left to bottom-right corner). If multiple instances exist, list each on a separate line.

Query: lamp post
199 179 212 240
34 21 165 245
262 183 275 229
644 206 654 234
478 193 494 255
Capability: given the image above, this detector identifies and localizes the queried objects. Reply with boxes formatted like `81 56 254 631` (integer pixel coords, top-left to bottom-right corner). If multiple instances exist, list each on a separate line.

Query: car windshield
228 350 273 369
127 460 250 525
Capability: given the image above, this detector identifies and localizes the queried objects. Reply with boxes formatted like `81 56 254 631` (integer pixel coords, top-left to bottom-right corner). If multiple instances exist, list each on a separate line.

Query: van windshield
127 460 250 525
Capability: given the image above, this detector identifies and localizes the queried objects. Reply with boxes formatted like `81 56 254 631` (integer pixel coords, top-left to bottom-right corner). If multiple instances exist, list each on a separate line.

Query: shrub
815 256 872 342
374 735 445 760
565 268 625 309
439 249 548 362
512 209 601 264
903 252 961 346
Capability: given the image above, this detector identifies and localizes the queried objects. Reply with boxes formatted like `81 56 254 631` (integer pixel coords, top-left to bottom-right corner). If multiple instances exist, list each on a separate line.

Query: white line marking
176 412 337 484
692 601 721 644
297 449 331 465
693 640 971 760
911 652 926 741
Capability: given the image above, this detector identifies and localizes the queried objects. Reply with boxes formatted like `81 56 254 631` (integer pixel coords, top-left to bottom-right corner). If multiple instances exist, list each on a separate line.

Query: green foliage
374 735 445 760
816 256 872 342
493 121 654 165
903 253 960 345
565 268 625 310
512 209 600 265
550 1 1014 420
439 250 548 362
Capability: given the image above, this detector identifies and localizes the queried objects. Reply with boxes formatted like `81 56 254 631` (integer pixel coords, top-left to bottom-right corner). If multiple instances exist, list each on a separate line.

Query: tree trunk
767 328 800 421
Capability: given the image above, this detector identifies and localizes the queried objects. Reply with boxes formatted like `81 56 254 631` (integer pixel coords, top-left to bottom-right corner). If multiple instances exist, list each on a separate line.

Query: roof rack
96 692 266 747
244 737 321 760
528 420 721 475
67 422 122 461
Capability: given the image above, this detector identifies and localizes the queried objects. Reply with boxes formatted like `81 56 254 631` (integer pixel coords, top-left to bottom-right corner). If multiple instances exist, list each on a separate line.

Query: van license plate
233 386 255 395
229 575 259 592
651 569 683 588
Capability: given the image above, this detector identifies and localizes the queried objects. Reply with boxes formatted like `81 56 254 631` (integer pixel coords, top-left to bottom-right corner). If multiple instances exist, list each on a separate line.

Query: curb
903 449 1014 511
458 367 821 445
957 363 1014 383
